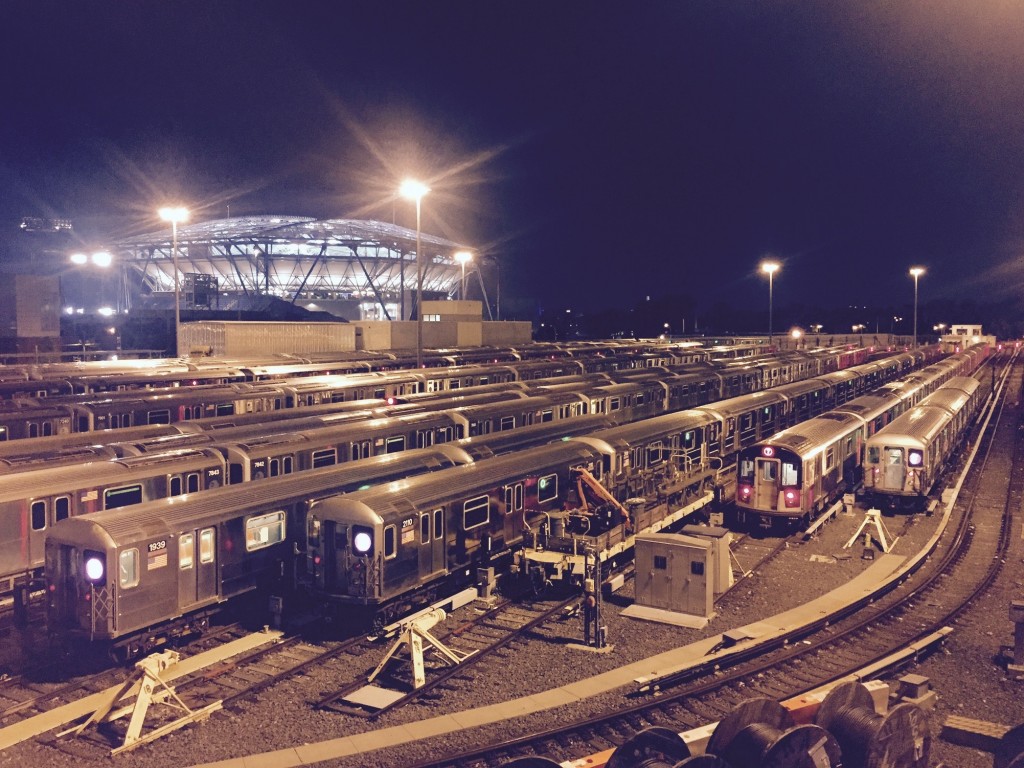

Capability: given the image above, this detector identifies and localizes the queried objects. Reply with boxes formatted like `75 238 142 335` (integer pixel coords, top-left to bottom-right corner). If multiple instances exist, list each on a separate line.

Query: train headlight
784 489 799 507
908 450 923 467
353 529 373 554
84 552 105 583
738 485 751 499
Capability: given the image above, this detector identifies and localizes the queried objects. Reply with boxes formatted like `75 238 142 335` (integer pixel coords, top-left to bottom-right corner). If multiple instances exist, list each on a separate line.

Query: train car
0 448 227 589
45 446 478 658
862 376 985 509
735 411 865 527
306 440 608 627
734 348 990 528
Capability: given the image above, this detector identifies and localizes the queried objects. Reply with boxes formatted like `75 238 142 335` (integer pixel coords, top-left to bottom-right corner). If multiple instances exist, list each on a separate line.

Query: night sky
3 2 1024 327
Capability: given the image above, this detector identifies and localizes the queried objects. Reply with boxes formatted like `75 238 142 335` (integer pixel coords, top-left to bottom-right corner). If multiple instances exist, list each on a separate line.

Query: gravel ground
2 495 1017 768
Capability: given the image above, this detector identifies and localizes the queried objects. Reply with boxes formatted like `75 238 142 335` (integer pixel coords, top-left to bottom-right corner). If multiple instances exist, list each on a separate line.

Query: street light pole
159 206 189 356
400 180 430 369
760 260 780 348
909 266 925 348
454 251 472 301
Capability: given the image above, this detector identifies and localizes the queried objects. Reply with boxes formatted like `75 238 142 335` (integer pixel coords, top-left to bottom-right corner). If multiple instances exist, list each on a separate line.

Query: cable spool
815 681 931 768
606 726 693 768
706 697 843 768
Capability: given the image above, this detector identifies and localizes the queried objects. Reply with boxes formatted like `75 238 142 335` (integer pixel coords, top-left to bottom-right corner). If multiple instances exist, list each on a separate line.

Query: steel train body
44 447 479 657
0 347 905 444
734 346 989 527
44 348 932 645
0 342 713 401
862 376 985 509
0 449 227 589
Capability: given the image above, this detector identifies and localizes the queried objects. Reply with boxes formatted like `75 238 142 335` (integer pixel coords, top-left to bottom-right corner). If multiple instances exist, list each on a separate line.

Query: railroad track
314 593 581 718
398 358 1023 768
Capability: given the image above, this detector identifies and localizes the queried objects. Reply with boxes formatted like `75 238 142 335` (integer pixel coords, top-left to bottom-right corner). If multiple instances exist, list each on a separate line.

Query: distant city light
98 307 114 317
70 253 88 265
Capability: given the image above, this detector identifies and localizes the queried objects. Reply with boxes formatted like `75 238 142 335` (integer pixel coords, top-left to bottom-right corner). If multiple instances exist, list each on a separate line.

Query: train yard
0 341 1015 767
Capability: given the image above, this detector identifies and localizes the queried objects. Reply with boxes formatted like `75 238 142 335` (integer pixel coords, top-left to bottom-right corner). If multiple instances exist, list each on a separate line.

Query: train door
178 527 218 608
417 508 445 578
882 447 906 491
753 457 780 510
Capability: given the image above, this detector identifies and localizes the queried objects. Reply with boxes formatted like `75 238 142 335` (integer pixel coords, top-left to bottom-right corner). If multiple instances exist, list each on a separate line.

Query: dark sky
3 1 1024 320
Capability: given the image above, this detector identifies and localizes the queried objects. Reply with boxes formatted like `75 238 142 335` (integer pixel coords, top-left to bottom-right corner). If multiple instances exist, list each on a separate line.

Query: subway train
0 346 907 443
0 341 718 401
733 345 990 528
6 350 889 588
45 347 939 647
862 376 987 509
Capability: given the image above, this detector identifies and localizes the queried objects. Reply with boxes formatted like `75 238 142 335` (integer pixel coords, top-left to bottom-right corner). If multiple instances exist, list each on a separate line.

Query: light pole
454 251 472 301
159 206 189 355
400 180 430 368
909 266 925 348
760 260 780 347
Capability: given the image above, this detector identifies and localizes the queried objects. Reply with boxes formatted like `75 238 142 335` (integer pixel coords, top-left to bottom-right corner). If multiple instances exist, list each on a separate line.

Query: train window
538 474 558 503
867 446 880 464
741 413 754 431
180 534 194 570
420 514 430 544
499 416 515 431
886 448 903 466
385 436 406 453
609 397 621 412
199 529 215 563
31 500 46 531
433 508 443 540
29 423 39 438
55 496 69 522
781 462 798 486
759 462 777 481
654 555 667 570
105 485 142 509
118 549 140 588
416 429 433 449
216 403 234 416
682 430 696 449
330 392 346 403
739 458 754 481
541 409 553 423
187 472 200 492
283 456 293 474
269 459 280 477
463 495 489 529
351 441 370 460
449 380 461 390
691 561 705 576
647 441 664 466
825 447 835 471
246 511 286 551
43 422 53 437
148 409 171 425
373 388 386 399
171 476 183 496
308 517 321 547
312 449 337 468
383 525 396 559
0 426 6 440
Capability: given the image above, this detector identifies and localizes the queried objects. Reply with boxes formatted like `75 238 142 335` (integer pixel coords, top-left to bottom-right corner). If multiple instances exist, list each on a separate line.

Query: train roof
0 448 225 500
755 411 863 458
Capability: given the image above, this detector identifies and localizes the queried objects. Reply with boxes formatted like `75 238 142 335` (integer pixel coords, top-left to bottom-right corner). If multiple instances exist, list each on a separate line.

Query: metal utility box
634 533 713 618
681 524 734 595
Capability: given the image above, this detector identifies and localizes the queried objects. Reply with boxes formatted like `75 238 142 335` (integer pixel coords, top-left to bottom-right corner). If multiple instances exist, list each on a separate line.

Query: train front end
45 521 117 642
735 443 807 527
